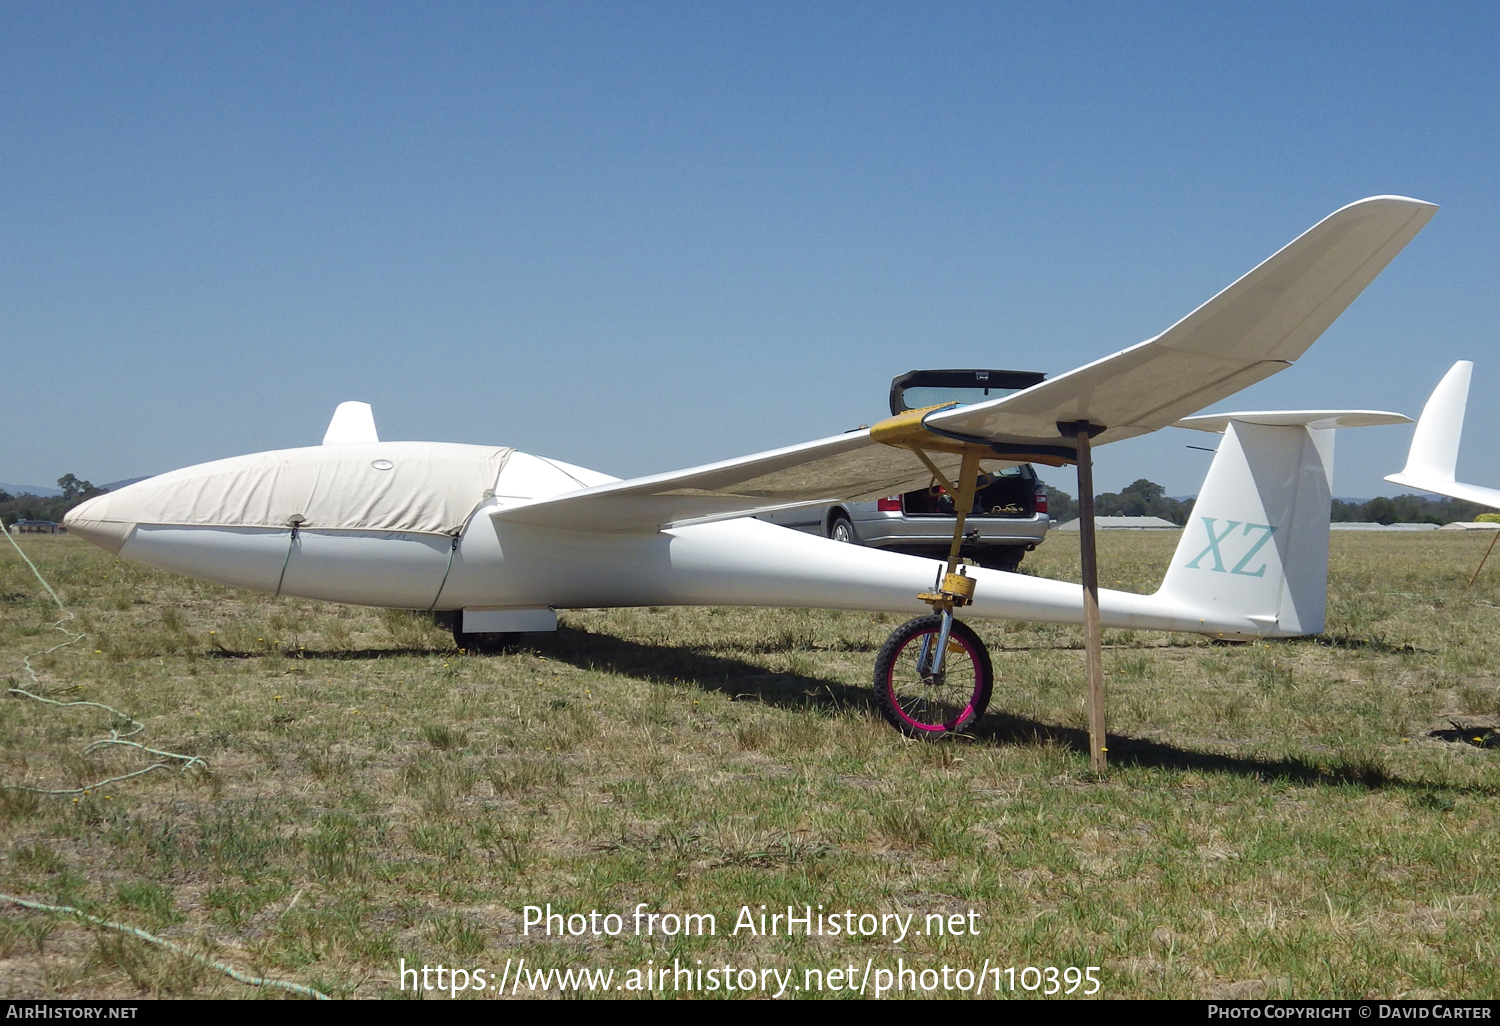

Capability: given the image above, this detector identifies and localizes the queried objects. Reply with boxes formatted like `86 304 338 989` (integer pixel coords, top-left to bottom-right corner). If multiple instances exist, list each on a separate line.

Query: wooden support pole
1075 425 1107 773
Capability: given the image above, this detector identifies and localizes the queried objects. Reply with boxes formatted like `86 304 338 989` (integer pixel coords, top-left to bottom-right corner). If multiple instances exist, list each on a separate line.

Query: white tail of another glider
1384 361 1500 508
1391 361 1470 486
1155 411 1408 636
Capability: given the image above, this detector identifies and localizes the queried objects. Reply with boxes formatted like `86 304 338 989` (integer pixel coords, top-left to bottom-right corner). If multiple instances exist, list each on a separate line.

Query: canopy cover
72 442 512 538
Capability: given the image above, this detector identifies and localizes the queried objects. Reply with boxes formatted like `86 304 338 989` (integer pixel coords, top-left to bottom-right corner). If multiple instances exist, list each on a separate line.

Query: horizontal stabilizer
1177 410 1410 433
323 402 380 445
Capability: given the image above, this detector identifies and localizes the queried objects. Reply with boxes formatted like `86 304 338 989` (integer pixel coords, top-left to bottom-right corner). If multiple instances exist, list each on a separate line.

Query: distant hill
102 476 151 491
2 476 110 528
0 482 61 497
0 476 149 498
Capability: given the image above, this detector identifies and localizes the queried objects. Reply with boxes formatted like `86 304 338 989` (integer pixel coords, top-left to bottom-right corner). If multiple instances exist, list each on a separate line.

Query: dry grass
0 531 1497 999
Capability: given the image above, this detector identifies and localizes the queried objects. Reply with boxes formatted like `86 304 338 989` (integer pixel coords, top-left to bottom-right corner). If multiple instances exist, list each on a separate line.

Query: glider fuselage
65 441 1216 634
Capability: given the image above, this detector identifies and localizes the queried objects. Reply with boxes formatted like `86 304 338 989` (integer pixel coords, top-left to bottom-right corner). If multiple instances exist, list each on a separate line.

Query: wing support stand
1062 421 1108 773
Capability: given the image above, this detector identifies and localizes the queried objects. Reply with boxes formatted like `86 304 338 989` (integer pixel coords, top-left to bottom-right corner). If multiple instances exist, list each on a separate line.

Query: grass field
1 529 1498 999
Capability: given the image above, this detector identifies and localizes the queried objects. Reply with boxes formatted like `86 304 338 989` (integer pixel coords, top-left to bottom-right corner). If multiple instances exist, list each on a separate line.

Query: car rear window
899 384 1026 409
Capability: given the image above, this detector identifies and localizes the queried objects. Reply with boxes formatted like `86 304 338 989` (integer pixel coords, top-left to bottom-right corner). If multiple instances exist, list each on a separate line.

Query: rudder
1386 360 1472 493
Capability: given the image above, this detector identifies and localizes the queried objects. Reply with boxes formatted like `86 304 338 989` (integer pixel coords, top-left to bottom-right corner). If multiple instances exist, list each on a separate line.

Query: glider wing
493 196 1436 533
489 429 987 532
924 196 1437 448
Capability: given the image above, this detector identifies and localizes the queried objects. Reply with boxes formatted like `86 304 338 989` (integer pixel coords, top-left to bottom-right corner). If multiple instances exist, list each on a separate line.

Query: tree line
0 475 106 528
1040 478 1190 525
1039 477 1488 526
3 473 1490 532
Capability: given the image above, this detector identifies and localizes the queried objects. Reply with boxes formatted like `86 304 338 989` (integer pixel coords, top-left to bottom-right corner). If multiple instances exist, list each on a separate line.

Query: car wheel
829 515 858 544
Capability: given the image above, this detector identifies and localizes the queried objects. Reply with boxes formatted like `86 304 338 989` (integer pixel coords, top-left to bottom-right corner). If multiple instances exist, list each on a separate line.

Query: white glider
1385 361 1500 508
63 196 1433 735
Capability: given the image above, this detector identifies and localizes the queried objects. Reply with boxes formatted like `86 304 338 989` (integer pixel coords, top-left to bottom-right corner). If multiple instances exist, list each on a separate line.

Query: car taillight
877 497 902 512
1034 491 1048 514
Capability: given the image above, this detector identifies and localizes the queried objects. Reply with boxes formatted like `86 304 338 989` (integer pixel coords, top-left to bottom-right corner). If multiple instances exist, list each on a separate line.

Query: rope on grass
1466 525 1500 591
0 892 330 1000
0 531 326 998
1 522 207 794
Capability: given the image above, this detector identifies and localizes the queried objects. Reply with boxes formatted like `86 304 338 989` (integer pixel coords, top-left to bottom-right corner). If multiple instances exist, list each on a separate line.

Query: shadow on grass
540 630 1489 794
230 627 878 711
532 627 876 713
1427 721 1500 750
982 636 1426 654
1306 634 1422 654
977 711 1493 794
227 626 1487 795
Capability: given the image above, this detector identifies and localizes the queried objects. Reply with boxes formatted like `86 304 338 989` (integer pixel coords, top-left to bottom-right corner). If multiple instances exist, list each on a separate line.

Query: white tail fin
1383 361 1500 507
322 401 380 445
1390 360 1470 487
1158 410 1408 636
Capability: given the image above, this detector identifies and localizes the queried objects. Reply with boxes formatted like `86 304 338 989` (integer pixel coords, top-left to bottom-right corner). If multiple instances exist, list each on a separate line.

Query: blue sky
2 2 1496 499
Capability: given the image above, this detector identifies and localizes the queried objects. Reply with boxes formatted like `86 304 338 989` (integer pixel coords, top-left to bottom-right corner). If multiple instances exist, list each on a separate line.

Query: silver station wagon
758 369 1053 571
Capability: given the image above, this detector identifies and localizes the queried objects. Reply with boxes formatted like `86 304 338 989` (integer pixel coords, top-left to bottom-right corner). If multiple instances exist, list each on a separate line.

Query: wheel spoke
891 633 977 726
874 615 993 737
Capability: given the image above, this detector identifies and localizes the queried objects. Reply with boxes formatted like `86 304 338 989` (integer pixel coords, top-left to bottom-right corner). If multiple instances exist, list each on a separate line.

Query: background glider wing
493 196 1436 533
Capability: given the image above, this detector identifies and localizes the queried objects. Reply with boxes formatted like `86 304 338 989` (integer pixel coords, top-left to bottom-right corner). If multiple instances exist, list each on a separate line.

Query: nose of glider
63 489 141 555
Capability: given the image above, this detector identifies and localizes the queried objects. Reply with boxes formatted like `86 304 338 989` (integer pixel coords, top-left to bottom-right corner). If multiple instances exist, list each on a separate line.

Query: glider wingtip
1341 194 1440 213
1312 196 1440 235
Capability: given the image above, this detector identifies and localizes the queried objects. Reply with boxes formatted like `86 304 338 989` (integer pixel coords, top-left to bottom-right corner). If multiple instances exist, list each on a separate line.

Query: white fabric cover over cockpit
69 442 512 538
